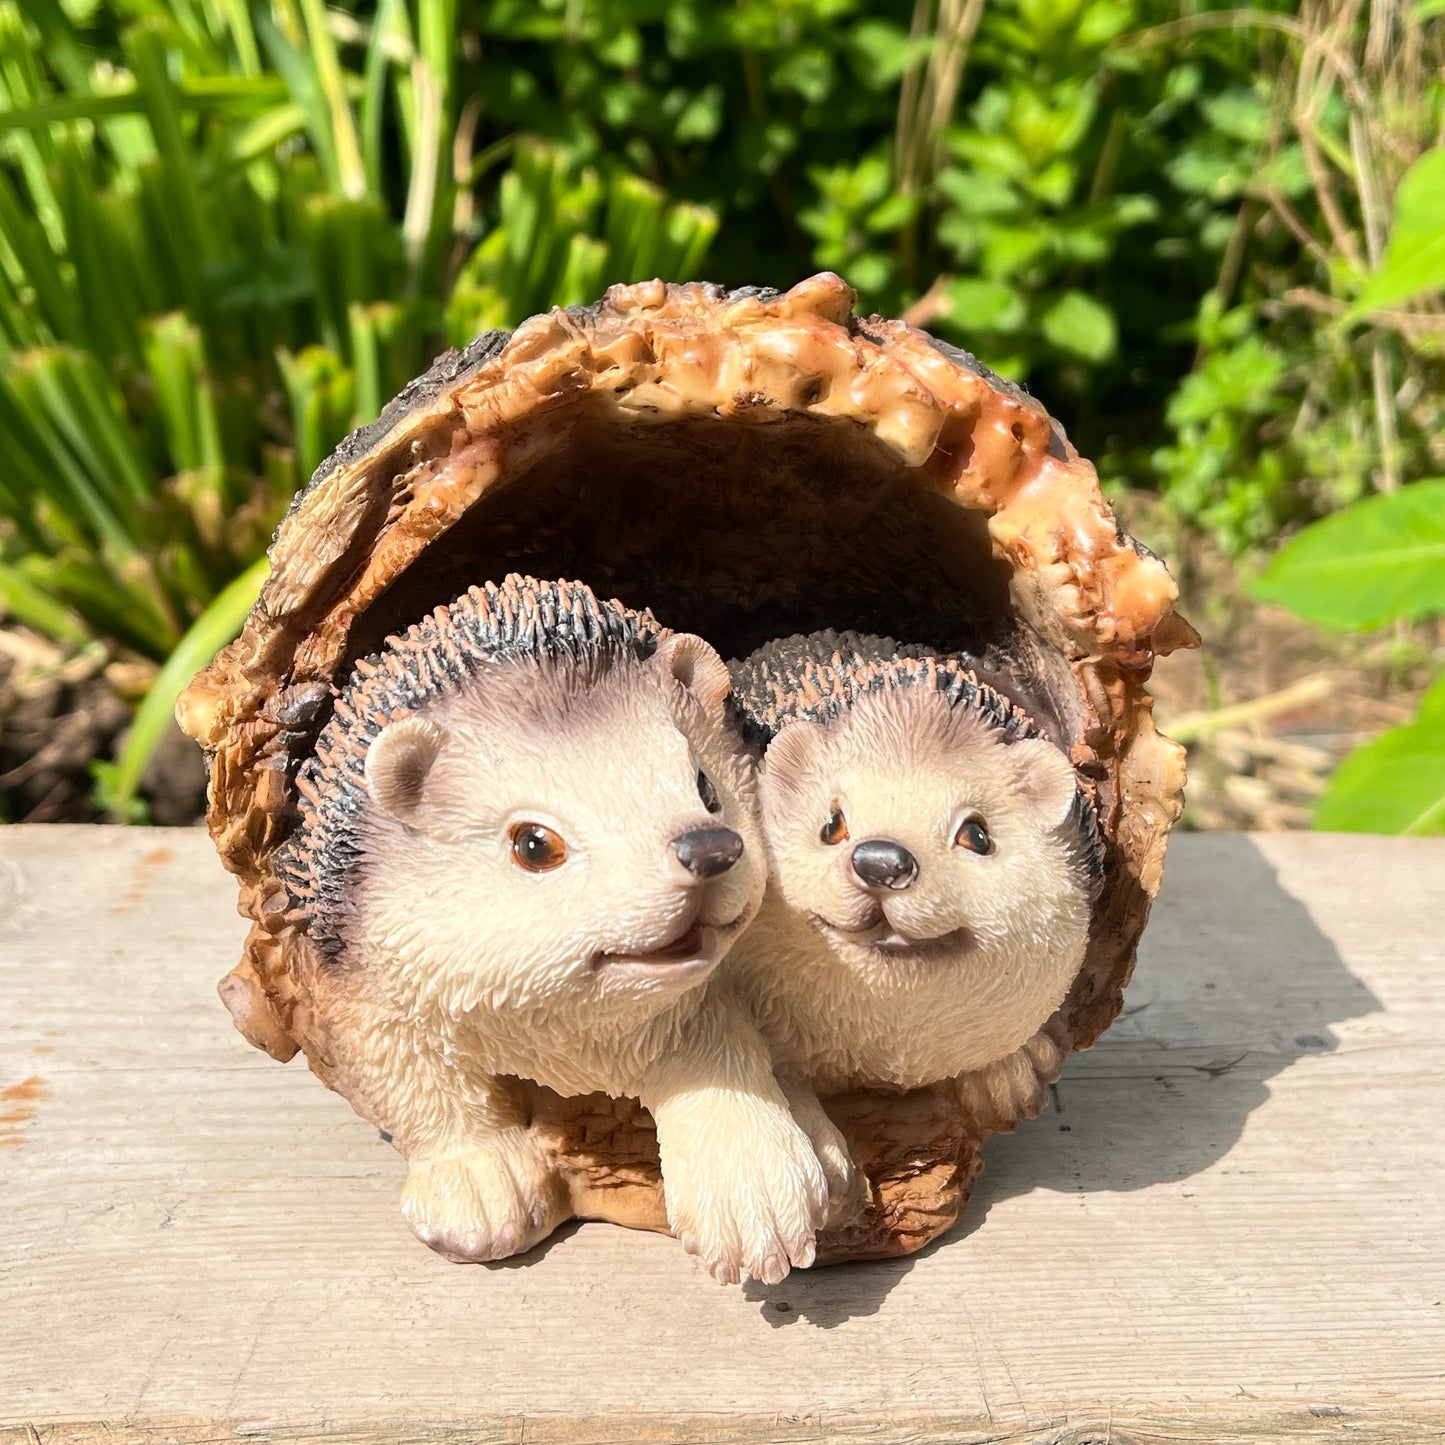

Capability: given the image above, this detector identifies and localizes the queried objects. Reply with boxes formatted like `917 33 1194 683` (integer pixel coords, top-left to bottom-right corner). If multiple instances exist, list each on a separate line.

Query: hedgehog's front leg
641 992 831 1285
337 1008 567 1263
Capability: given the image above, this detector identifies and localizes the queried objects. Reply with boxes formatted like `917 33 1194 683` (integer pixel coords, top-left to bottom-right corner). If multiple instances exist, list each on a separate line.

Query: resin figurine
278 574 834 1282
180 275 1198 1262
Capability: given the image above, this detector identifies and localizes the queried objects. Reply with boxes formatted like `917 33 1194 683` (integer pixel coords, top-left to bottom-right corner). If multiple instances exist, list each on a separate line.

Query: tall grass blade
0 561 92 646
298 0 367 199
107 554 268 820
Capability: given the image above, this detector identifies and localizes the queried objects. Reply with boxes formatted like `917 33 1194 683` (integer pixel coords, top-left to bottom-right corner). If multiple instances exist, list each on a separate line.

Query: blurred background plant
0 0 1440 829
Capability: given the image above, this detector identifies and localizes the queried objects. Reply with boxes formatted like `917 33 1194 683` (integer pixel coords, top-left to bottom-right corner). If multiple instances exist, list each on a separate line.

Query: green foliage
1151 297 1297 551
1344 149 1445 321
107 555 270 819
1252 480 1445 835
0 0 717 812
446 140 718 342
1 0 1444 825
1314 675 1445 835
0 2 719 658
1251 479 1445 631
1150 10 1445 554
460 0 1210 398
922 0 1166 381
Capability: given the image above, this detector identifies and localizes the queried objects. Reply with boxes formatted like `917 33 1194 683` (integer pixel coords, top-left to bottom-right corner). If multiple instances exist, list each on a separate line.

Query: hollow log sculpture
179 273 1198 1266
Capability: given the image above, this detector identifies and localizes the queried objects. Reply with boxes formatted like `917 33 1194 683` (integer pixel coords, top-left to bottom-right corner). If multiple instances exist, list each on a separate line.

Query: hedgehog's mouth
811 914 973 962
595 920 727 982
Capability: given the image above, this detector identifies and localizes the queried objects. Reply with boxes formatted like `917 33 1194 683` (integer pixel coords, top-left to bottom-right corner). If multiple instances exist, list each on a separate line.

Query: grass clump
0 0 717 815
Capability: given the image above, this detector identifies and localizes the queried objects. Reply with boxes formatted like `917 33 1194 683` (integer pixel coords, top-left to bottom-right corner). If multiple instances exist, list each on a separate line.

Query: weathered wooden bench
2 828 1442 1443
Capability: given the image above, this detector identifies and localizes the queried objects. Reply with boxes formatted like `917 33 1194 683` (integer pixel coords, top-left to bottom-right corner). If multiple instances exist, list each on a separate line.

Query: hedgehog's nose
850 838 918 892
670 827 744 881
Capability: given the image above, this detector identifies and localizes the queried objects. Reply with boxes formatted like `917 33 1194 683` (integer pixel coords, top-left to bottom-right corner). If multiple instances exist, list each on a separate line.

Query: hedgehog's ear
760 719 828 805
1005 739 1079 830
365 715 445 823
652 632 731 712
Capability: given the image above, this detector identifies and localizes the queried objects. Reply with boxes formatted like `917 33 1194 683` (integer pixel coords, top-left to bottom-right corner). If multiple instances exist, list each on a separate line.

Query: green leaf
278 344 356 481
1314 675 1445 835
1040 290 1117 362
298 0 367 201
1254 144 1311 201
1165 336 1285 423
1250 480 1445 630
1201 89 1269 145
0 77 290 133
107 556 269 822
1343 148 1445 321
1166 141 1249 201
944 277 1026 334
846 21 917 87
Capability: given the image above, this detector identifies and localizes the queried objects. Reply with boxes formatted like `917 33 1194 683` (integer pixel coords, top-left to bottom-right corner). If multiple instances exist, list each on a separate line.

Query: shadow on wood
738 833 1382 1329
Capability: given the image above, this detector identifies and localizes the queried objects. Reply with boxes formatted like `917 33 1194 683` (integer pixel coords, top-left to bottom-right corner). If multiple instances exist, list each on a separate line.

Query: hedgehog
727 629 1104 1110
278 575 840 1284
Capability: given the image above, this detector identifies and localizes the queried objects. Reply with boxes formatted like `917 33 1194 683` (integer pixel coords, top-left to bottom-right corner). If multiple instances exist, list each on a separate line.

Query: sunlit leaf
1040 290 1116 362
944 277 1026 334
1201 89 1269 144
1250 480 1445 630
846 20 917 87
107 556 269 821
1343 148 1445 321
1315 677 1445 836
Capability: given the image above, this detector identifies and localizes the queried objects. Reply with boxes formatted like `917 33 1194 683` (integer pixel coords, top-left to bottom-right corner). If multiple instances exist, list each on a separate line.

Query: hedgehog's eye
955 816 993 855
820 804 849 846
697 769 721 814
509 822 568 873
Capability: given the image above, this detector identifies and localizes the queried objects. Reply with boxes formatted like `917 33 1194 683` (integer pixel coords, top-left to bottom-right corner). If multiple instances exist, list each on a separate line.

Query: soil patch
0 629 207 825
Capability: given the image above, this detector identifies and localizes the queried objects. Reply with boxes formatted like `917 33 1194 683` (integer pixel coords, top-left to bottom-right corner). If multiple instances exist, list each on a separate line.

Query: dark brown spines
279 575 664 959
729 630 1040 746
731 629 1105 889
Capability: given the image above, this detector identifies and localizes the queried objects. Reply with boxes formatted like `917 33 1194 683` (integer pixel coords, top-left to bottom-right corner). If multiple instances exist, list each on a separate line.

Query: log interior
345 413 1083 750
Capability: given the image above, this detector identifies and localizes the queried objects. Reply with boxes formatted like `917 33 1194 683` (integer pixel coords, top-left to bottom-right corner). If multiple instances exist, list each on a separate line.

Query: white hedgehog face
351 634 765 1021
759 685 1093 1061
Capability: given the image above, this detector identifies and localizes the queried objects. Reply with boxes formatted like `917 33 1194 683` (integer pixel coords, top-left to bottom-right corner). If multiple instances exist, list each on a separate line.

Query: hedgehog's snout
850 838 919 892
669 827 744 882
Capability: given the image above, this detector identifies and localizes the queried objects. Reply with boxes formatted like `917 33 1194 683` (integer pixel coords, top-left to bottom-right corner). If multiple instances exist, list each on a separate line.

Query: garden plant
0 0 1440 830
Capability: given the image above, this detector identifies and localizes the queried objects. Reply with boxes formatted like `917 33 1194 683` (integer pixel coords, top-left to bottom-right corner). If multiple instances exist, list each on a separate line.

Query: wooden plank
1 827 1443 1443
3 1408 1445 1444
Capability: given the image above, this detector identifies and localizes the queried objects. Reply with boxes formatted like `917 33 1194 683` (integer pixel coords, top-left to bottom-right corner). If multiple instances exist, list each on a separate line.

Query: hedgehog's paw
780 1079 858 1219
402 1130 564 1263
664 1100 829 1287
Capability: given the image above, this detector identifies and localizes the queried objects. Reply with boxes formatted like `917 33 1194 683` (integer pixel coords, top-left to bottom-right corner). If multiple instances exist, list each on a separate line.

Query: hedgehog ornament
276 574 846 1282
728 630 1102 1117
180 274 1198 1266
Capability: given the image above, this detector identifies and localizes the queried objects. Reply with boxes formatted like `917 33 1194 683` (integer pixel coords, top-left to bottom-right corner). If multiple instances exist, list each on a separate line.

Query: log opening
343 413 1084 754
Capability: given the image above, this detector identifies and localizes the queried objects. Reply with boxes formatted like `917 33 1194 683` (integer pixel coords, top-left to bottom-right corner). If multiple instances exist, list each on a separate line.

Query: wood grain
2 828 1443 1443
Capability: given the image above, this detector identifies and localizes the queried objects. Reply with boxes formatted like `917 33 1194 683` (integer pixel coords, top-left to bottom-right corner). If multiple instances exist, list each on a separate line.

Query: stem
1088 105 1128 208
1165 673 1337 744
1371 340 1401 493
1213 199 1259 315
